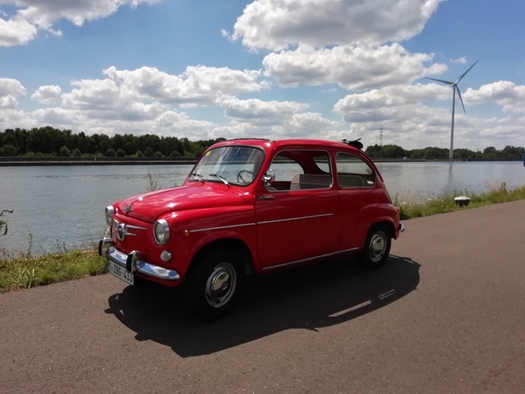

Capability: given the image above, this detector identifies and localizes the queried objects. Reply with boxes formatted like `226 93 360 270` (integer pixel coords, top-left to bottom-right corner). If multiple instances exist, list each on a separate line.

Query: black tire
356 224 391 270
185 249 243 319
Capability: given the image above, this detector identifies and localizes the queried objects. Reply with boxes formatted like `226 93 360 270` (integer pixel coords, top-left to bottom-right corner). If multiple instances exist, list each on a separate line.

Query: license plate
107 260 134 286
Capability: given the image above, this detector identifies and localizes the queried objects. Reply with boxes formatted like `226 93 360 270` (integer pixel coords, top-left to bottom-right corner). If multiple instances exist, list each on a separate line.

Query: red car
99 139 404 319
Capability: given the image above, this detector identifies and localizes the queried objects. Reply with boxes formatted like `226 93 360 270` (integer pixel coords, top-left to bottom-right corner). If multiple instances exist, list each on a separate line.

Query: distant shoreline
0 158 198 167
0 157 522 167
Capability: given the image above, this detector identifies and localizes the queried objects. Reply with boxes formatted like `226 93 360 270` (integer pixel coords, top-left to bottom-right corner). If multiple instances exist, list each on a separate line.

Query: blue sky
1 0 524 150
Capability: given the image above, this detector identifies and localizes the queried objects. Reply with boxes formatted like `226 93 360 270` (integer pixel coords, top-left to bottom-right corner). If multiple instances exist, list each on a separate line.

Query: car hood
118 185 246 223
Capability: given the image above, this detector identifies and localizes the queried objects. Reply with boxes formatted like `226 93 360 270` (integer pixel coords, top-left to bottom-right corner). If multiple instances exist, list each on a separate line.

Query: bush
59 146 71 157
105 148 116 157
144 147 154 157
72 148 82 157
0 144 18 157
116 149 126 157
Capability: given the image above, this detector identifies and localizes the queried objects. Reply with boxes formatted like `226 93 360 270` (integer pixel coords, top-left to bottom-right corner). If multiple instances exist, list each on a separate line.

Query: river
1 161 524 254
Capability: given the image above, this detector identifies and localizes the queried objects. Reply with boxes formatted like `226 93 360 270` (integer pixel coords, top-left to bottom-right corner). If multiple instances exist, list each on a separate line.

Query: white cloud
221 97 308 125
102 65 268 106
31 85 62 104
450 56 468 64
464 81 525 114
334 83 450 121
263 43 447 90
327 82 525 150
231 0 443 51
0 0 160 46
0 65 274 140
0 78 26 108
0 17 38 46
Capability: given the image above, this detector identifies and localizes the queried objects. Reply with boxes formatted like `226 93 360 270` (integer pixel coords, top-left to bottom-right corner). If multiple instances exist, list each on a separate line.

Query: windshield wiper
209 173 229 186
189 172 204 182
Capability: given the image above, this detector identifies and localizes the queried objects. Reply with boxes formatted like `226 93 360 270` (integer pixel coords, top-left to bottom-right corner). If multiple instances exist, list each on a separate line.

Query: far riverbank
1 157 522 166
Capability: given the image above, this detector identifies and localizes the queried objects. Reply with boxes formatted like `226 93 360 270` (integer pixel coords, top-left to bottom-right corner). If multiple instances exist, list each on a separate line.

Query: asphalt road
1 200 524 393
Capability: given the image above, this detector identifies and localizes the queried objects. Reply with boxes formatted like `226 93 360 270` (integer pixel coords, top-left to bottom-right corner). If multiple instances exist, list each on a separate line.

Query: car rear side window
336 152 376 188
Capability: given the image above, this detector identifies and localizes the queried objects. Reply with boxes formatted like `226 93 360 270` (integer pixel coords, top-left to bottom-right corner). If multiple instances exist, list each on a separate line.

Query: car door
336 152 379 249
254 149 341 268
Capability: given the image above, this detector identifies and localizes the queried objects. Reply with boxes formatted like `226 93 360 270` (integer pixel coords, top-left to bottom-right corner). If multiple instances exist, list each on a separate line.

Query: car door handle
258 195 276 200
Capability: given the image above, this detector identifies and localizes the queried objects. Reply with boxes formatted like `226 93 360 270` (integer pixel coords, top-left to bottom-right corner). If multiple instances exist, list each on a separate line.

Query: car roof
212 138 361 152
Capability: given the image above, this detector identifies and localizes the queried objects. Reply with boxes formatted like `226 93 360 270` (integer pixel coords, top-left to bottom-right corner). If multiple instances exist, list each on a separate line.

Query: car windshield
189 146 265 186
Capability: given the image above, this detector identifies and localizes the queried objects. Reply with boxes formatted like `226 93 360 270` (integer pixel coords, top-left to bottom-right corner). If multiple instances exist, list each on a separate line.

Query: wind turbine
426 60 478 159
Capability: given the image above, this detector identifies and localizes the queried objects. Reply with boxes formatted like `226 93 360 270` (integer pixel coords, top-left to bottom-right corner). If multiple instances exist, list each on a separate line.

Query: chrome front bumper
98 238 180 281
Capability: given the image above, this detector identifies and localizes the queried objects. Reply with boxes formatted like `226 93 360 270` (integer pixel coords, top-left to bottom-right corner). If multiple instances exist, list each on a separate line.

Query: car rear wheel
186 249 243 319
356 224 391 270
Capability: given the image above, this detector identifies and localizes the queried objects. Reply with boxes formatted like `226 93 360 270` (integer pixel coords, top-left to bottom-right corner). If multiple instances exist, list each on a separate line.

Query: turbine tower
426 60 478 159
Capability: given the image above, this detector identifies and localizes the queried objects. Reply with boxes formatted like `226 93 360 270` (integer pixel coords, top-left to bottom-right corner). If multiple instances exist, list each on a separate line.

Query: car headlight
154 219 170 245
105 206 115 226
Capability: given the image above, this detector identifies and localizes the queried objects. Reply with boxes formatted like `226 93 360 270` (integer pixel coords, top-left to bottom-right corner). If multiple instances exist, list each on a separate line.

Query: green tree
0 144 18 156
72 148 82 157
483 146 497 159
105 148 116 157
381 144 409 158
116 149 126 157
60 146 71 157
144 147 154 157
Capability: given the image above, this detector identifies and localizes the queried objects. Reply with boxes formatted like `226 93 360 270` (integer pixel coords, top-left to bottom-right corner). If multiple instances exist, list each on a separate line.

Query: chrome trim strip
257 213 333 225
126 225 147 230
188 213 333 233
262 247 359 271
189 222 256 233
106 247 180 281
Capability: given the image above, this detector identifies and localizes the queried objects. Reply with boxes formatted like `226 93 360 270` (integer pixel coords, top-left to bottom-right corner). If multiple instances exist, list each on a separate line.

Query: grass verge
1 183 525 293
393 184 525 220
0 250 105 293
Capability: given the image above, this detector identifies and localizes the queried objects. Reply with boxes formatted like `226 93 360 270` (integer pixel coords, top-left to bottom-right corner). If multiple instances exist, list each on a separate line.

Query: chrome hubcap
369 231 387 262
205 263 237 308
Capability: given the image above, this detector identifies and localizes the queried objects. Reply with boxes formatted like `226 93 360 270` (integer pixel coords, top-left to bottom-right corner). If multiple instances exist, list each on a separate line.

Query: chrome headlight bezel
154 219 170 245
105 206 115 226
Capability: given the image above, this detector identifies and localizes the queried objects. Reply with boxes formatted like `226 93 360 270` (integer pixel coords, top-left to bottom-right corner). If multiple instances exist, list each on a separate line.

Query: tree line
365 144 525 160
0 127 524 160
0 126 225 159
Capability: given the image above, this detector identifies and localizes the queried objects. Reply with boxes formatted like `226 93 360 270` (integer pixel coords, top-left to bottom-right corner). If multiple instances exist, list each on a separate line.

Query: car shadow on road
105 255 420 357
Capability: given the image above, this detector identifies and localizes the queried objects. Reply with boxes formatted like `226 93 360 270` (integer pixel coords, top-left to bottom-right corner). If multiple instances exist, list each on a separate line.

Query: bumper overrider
98 237 180 281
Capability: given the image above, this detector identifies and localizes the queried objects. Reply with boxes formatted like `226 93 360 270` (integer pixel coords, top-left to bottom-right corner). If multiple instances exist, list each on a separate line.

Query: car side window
336 152 376 188
267 150 332 191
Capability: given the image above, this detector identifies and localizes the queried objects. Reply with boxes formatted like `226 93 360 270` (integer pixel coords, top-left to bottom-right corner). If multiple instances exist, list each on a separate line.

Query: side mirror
262 168 276 183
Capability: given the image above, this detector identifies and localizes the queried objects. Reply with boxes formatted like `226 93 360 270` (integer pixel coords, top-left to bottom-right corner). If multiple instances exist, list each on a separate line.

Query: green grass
393 184 525 220
0 249 105 292
1 183 524 292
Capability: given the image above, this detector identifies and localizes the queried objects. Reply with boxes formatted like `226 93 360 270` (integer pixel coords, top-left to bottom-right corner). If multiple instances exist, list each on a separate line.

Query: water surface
1 162 524 253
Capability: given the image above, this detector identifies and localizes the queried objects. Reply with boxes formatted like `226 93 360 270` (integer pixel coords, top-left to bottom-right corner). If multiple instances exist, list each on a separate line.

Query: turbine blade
456 60 479 83
425 77 454 85
456 86 466 114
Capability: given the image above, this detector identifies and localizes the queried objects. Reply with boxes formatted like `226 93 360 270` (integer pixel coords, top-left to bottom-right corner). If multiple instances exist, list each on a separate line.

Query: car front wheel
356 224 391 270
186 249 243 319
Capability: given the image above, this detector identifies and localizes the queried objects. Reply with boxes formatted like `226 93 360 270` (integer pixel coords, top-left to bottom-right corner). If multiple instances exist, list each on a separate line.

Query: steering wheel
237 170 254 184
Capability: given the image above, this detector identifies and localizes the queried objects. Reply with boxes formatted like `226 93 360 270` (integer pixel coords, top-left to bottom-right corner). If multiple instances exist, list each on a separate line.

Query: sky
0 0 524 151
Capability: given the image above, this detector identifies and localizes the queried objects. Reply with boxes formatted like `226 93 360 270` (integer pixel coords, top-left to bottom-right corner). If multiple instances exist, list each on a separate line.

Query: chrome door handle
258 195 276 200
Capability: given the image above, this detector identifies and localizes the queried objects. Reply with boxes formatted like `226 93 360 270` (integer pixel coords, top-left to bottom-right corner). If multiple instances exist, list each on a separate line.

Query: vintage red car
99 138 404 318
